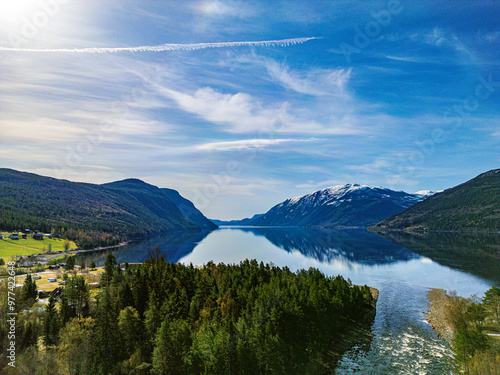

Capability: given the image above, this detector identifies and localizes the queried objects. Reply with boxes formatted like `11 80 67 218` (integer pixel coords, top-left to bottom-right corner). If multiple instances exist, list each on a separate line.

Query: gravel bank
426 288 454 342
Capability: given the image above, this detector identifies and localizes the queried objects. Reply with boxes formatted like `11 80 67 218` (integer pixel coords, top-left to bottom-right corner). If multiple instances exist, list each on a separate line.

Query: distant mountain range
210 214 264 226
213 184 432 228
372 169 500 232
0 169 215 248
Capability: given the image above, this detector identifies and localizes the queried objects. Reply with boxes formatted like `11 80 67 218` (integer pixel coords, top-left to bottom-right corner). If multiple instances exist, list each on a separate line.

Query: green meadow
0 232 78 261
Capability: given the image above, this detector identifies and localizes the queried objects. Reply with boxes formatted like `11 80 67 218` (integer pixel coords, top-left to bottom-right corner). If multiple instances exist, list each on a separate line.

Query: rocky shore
426 288 454 342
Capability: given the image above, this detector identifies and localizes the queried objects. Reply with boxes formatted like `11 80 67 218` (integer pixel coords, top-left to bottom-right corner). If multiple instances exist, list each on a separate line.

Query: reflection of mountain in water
232 227 419 265
80 231 211 266
375 231 500 283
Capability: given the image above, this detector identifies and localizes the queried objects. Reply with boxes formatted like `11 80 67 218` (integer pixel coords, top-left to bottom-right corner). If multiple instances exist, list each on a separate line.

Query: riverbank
44 240 131 260
426 288 454 342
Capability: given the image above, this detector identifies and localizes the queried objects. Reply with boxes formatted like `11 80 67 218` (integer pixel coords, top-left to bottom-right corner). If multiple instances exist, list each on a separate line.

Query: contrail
0 37 318 53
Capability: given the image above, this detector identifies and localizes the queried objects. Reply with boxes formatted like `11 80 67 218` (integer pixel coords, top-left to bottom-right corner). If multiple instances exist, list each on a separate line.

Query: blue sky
0 0 499 219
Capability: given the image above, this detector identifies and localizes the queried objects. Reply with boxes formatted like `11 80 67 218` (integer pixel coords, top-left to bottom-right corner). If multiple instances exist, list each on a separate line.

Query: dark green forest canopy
1 258 376 375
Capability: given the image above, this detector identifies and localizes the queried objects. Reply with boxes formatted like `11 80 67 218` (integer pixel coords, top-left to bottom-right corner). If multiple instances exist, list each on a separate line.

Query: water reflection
374 230 500 284
232 227 419 265
80 230 211 266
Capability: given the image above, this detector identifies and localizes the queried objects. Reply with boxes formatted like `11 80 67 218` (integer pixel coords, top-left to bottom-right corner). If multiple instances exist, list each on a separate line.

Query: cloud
266 60 352 97
346 158 392 174
196 138 314 151
482 30 500 42
155 85 361 135
0 37 318 53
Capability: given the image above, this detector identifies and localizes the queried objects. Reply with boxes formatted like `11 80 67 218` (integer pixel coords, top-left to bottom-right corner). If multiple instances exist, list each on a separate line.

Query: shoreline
44 241 131 260
426 288 454 342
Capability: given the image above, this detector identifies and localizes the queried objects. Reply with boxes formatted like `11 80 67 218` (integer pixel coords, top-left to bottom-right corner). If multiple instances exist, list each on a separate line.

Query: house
16 256 35 267
9 234 19 240
50 287 62 301
33 233 44 240
0 235 3 239
44 234 53 238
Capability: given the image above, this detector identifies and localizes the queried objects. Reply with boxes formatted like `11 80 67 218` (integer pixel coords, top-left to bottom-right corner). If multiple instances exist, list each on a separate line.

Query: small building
16 256 35 268
33 233 44 240
0 235 3 239
44 234 53 238
9 234 19 240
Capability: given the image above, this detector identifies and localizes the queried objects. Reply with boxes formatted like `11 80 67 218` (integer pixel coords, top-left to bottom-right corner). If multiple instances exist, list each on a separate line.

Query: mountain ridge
0 169 215 248
212 183 431 228
371 169 500 232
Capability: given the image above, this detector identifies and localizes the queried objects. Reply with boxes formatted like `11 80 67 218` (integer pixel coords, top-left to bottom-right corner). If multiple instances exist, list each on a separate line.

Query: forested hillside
373 169 500 232
0 256 376 374
0 169 207 248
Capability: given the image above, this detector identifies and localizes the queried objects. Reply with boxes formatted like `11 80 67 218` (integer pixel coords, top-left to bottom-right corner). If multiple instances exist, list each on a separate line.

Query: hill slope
161 188 218 230
372 169 500 232
0 169 210 248
252 184 429 227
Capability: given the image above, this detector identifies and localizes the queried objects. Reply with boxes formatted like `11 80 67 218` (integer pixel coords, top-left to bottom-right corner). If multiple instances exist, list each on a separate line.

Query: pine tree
22 274 38 305
44 296 59 346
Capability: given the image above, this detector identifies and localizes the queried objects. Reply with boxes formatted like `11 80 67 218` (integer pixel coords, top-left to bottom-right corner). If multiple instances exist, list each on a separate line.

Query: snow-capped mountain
252 183 431 228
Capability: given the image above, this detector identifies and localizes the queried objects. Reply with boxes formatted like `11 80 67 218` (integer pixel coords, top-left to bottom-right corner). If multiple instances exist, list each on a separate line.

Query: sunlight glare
0 0 40 24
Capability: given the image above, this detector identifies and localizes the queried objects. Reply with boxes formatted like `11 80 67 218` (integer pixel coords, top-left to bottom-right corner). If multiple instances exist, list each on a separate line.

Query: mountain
372 169 500 232
251 184 429 228
0 169 214 248
161 188 217 230
210 214 264 226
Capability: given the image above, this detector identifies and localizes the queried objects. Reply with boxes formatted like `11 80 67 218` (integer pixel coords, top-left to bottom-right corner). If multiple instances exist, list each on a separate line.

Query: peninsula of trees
0 255 376 374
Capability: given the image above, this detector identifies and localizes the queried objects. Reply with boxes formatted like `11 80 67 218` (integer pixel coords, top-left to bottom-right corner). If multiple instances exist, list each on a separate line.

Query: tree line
445 286 500 374
0 251 375 374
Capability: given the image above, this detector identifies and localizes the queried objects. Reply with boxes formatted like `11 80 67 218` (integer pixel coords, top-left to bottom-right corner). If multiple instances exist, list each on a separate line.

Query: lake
81 227 497 374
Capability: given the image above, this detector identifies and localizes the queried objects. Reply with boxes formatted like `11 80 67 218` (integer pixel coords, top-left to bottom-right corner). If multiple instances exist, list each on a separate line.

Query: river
81 227 497 374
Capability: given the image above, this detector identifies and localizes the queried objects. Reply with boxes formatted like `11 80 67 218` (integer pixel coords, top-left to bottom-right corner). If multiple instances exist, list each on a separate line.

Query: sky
0 0 499 220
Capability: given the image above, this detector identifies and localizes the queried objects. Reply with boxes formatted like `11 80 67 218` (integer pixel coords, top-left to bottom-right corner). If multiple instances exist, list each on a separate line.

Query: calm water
82 227 496 374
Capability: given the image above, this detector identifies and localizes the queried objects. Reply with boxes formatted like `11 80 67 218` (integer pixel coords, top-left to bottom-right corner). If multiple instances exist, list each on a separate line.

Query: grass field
0 231 78 261
14 268 104 292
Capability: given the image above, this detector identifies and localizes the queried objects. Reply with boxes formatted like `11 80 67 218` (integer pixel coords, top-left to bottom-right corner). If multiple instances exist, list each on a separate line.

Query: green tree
67 256 76 271
63 275 89 317
102 253 117 286
63 240 71 252
483 286 500 326
90 260 96 270
118 306 144 360
453 328 489 373
91 290 121 374
152 318 192 374
44 296 59 346
57 317 95 375
80 258 86 271
22 274 38 305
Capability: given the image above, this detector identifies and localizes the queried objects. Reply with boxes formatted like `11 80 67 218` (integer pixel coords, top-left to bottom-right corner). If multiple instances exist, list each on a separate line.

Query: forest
0 252 375 374
444 286 500 374
0 169 202 249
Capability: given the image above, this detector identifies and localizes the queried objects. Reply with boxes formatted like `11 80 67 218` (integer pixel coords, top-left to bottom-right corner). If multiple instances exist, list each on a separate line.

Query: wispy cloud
196 138 315 151
266 60 352 97
154 84 363 135
0 37 318 53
